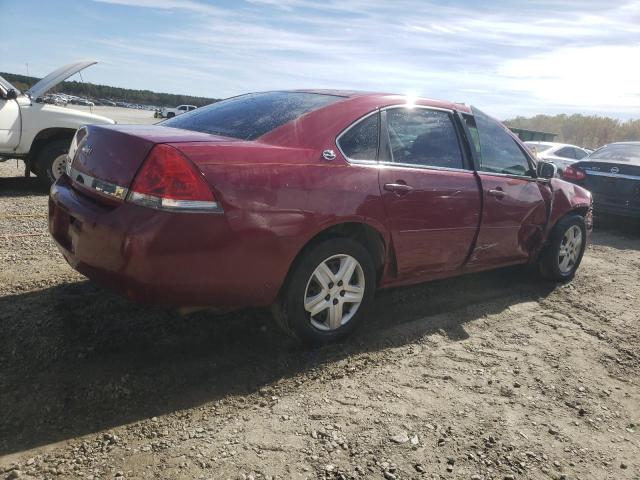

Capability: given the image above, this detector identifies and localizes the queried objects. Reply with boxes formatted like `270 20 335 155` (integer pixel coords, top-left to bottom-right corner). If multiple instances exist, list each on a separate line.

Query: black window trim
377 105 473 174
335 109 381 164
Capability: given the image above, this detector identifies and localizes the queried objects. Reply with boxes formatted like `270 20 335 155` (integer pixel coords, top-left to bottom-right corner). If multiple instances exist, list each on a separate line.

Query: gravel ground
0 159 639 480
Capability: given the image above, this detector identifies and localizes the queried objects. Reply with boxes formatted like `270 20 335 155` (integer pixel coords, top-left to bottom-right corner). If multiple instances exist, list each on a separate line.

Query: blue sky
1 0 639 119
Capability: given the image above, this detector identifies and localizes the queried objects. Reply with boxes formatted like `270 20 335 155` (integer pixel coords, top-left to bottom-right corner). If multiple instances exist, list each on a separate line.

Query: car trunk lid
577 161 640 207
69 124 240 202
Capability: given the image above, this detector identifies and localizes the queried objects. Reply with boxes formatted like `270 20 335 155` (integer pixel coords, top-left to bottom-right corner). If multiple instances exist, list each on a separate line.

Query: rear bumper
48 175 283 308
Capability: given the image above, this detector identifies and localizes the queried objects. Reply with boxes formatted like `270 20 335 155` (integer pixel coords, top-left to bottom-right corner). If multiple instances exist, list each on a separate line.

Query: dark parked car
49 91 593 344
562 142 640 219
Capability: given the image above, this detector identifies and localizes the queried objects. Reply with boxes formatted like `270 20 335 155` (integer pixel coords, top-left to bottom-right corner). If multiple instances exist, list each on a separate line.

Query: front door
378 106 481 278
463 109 548 269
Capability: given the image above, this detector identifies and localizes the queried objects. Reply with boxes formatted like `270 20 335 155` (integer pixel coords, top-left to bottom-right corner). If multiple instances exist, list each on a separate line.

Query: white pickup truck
0 61 114 185
158 104 197 119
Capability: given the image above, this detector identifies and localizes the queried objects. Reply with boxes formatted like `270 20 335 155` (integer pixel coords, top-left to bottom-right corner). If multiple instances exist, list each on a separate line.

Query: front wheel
35 139 70 186
538 214 587 282
273 238 376 345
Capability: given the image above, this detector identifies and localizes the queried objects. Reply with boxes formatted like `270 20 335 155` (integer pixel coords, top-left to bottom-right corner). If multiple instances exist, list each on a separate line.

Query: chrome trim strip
585 170 640 181
127 191 224 214
380 104 454 114
378 161 472 174
347 158 379 165
475 171 538 182
67 167 129 200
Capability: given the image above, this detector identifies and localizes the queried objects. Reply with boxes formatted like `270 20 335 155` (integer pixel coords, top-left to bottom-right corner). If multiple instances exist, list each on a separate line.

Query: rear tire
273 238 376 345
538 214 587 282
35 139 70 186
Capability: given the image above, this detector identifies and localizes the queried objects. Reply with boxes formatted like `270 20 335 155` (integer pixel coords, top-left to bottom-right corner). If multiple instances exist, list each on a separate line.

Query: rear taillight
562 165 586 181
127 144 222 213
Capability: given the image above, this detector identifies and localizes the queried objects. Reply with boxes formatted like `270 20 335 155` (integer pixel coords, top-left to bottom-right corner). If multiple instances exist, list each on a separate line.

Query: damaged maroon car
49 91 593 344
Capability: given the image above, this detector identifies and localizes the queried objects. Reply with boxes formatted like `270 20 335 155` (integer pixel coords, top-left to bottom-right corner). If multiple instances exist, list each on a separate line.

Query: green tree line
1 72 218 108
505 114 640 149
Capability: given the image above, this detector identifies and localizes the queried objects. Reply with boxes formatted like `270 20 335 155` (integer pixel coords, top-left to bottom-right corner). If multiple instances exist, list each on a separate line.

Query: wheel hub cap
51 154 68 180
304 254 365 331
558 225 583 274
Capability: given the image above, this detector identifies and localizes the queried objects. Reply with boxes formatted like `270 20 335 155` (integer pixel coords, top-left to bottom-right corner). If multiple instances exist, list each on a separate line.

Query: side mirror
5 89 18 100
537 161 558 179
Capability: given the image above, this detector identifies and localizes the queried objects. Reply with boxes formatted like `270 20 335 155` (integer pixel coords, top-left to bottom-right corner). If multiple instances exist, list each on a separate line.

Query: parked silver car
525 141 590 174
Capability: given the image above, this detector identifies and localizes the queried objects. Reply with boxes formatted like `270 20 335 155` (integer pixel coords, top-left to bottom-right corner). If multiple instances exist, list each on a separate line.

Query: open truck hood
26 60 97 99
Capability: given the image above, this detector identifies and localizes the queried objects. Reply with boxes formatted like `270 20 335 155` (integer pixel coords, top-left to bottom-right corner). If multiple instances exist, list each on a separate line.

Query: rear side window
590 144 640 163
471 107 533 176
556 147 576 159
163 91 344 140
337 113 379 161
573 148 588 159
386 108 463 169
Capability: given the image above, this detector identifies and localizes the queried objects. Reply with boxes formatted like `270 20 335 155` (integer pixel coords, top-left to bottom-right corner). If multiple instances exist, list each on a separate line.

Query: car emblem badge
322 149 337 161
610 166 619 174
81 144 93 156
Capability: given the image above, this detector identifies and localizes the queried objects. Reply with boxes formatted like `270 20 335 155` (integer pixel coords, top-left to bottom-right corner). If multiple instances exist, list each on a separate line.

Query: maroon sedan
49 91 593 344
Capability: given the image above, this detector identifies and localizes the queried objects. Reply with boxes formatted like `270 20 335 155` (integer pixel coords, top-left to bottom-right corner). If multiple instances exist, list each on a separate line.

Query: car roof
285 89 473 114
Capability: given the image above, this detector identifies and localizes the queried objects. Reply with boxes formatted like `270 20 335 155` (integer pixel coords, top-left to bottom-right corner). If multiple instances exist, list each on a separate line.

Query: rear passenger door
463 108 549 269
378 106 481 278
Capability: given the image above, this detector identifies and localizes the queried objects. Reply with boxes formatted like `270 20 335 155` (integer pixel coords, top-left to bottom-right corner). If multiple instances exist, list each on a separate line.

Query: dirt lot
0 159 639 480
66 106 159 125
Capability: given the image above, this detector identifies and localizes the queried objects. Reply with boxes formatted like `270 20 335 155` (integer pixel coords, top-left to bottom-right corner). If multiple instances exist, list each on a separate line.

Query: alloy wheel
304 254 365 331
558 225 583 274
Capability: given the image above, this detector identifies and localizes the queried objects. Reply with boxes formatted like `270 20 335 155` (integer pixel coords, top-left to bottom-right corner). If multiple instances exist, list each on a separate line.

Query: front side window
386 108 464 169
163 91 344 140
471 107 533 176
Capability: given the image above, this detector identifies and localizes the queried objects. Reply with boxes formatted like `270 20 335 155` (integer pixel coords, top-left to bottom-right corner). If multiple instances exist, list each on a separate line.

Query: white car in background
0 60 114 185
525 141 590 174
160 104 197 118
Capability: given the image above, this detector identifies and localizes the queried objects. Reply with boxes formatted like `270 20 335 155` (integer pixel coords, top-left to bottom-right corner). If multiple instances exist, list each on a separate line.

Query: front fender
545 178 593 238
19 103 115 153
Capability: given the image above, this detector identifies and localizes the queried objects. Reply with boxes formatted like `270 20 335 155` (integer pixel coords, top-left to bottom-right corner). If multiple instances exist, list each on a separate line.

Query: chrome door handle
488 188 505 199
384 183 414 193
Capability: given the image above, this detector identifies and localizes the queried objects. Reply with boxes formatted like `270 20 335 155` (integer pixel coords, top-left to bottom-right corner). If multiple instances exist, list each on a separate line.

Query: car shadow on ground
591 215 640 250
0 175 48 197
0 266 554 455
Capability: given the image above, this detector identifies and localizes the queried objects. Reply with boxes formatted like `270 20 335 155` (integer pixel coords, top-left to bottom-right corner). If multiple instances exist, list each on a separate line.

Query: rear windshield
590 144 640 163
162 91 344 140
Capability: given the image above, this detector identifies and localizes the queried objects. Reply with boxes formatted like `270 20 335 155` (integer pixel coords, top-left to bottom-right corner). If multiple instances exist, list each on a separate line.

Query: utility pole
26 62 29 76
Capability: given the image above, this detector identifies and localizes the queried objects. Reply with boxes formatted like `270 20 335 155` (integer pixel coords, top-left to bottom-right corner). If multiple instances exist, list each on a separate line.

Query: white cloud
497 45 640 109
85 0 640 118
